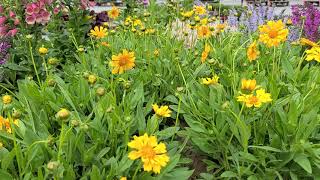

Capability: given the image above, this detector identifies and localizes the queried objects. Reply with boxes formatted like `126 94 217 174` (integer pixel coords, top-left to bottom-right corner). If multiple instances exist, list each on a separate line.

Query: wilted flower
201 43 211 63
247 41 260 62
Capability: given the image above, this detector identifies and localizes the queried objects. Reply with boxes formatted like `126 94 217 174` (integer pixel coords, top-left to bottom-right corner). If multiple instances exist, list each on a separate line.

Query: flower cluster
0 116 19 134
25 0 53 25
0 5 19 37
0 39 11 64
291 5 320 41
237 79 272 108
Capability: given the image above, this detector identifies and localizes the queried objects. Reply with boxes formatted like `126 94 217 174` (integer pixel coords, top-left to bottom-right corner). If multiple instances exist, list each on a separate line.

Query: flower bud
47 79 56 86
71 119 80 127
2 95 12 105
96 87 105 96
47 161 59 171
12 109 21 119
88 75 97 85
56 108 70 120
48 57 59 65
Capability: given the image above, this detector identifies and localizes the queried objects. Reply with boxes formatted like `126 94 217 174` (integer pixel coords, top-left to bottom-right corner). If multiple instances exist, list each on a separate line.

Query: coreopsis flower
111 50 135 74
2 95 12 105
305 47 320 62
300 38 319 47
197 25 211 38
133 19 143 27
247 41 260 62
241 79 256 91
258 20 289 47
193 5 206 15
237 88 272 108
108 6 120 19
89 26 108 39
215 23 227 34
181 10 194 18
152 104 171 118
120 177 127 180
200 18 208 25
201 75 219 85
0 116 19 134
128 133 170 174
201 43 211 63
38 47 48 55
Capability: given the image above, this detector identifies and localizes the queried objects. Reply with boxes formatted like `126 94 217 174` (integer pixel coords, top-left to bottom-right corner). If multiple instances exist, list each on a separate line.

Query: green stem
132 162 141 180
28 41 41 86
42 56 49 78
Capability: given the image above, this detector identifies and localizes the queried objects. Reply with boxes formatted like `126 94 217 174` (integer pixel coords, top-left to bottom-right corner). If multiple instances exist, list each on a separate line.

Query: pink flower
0 26 8 36
0 16 6 25
53 7 60 15
26 15 36 25
9 11 16 18
40 10 51 22
7 28 18 37
26 5 34 15
14 18 20 25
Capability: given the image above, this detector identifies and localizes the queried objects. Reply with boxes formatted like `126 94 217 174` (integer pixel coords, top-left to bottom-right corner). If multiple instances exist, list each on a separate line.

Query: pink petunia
7 28 18 37
26 15 36 25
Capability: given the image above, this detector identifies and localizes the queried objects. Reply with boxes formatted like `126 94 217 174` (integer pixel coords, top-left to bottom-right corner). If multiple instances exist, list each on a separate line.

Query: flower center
141 145 156 159
268 29 278 38
118 55 129 66
248 96 259 104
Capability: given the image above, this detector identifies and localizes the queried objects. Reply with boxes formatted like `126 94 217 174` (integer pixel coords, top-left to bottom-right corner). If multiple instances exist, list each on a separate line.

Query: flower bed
0 0 319 179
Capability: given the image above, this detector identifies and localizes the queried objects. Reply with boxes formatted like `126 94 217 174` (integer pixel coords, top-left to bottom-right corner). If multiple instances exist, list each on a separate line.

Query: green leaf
293 154 312 174
221 171 238 178
90 165 100 180
0 169 13 180
156 127 179 139
248 146 282 152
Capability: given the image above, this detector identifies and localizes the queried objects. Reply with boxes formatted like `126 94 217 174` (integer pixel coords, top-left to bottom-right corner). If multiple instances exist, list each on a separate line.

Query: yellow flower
237 88 272 108
256 89 272 103
241 79 256 91
0 116 19 134
2 95 12 105
111 50 135 74
120 177 127 180
197 25 211 38
194 16 200 22
305 46 320 62
128 133 170 174
0 142 2 148
133 19 143 27
181 10 194 18
193 5 206 15
215 23 227 33
201 43 211 63
108 6 120 19
200 18 208 25
39 47 48 55
247 41 260 62
258 20 289 47
237 94 262 108
152 104 171 118
145 28 155 34
89 26 108 39
201 75 219 85
300 38 319 47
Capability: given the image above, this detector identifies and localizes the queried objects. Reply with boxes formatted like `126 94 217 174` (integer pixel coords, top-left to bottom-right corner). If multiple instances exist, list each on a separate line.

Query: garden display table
269 0 289 6
304 0 320 6
245 0 268 6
